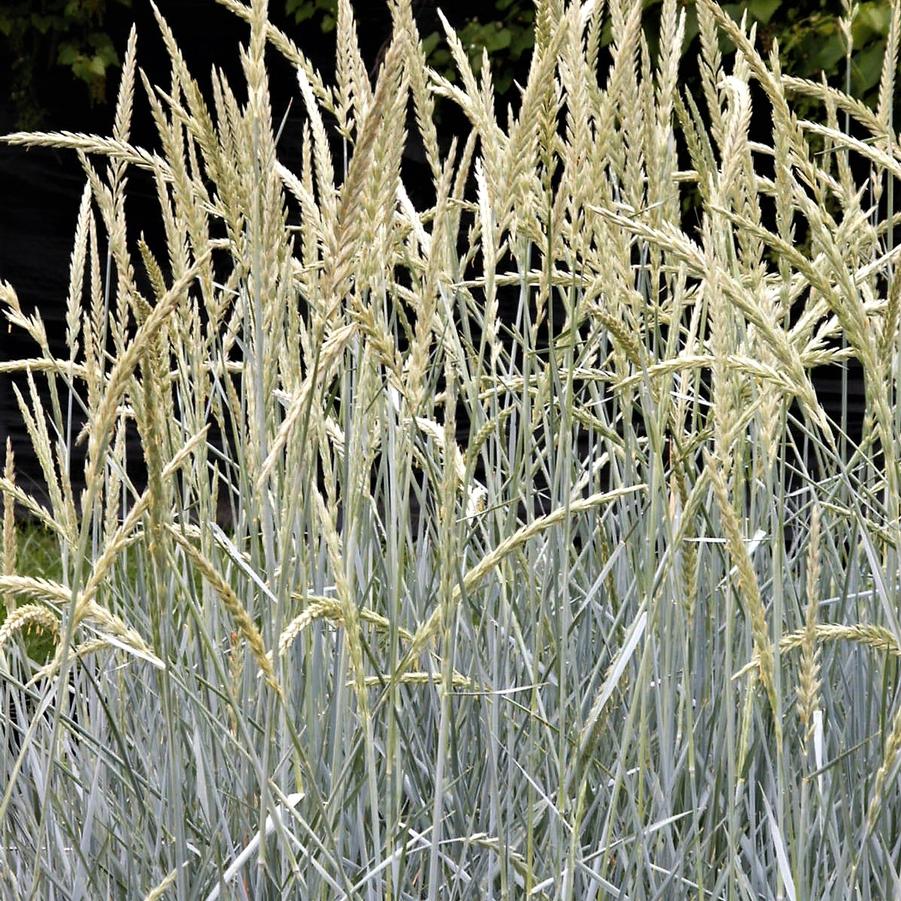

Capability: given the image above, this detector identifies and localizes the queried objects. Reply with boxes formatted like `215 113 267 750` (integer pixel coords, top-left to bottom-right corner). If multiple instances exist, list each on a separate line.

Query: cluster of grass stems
1 0 901 896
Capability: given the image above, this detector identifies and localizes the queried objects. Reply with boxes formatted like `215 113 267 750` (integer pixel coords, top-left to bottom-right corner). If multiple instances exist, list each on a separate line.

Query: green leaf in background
747 0 780 25
853 39 888 95
286 0 336 27
809 29 846 74
853 0 893 44
57 41 80 66
421 31 441 58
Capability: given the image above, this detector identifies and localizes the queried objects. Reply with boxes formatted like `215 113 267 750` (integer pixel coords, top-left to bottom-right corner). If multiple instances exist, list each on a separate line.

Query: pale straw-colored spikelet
312 491 368 694
429 20 505 199
3 130 175 182
81 254 210 505
533 0 561 56
277 593 415 658
78 426 210 611
593 203 826 432
70 638 115 662
146 2 225 179
780 73 882 140
498 28 559 239
703 250 739 464
405 154 454 415
0 477 62 539
12 379 69 540
793 623 900 658
112 25 137 145
736 668 757 781
5 586 161 683
103 419 127 544
736 624 901 682
258 322 356 485
0 359 88 379
78 600 160 664
0 575 72 606
279 589 327 642
0 604 60 652
696 0 728 150
227 630 243 737
351 301 403 386
167 524 282 698
705 449 779 735
356 37 409 288
2 441 16 599
797 505 822 750
876 0 900 134
296 67 337 240
585 301 644 367
861 701 901 850
214 0 333 112
671 459 699 621
880 254 901 361
333 0 371 140
143 868 178 901
559 6 594 221
393 0 440 180
717 74 752 209
65 183 92 358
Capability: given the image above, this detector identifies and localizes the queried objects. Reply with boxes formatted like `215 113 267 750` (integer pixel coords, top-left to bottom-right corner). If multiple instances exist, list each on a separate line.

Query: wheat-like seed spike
0 605 60 652
862 701 901 851
64 184 92 357
405 151 455 414
0 478 62 539
736 623 901 681
797 506 822 749
334 0 371 139
278 594 416 659
0 359 88 379
705 449 779 736
226 630 244 738
81 252 210 505
876 0 901 133
881 257 901 361
11 379 69 542
780 76 882 138
70 638 115 662
2 131 174 178
213 0 333 112
79 601 160 664
166 524 282 699
0 576 71 606
258 323 355 485
695 0 725 150
393 0 441 180
1 441 15 596
113 25 138 146
143 868 179 901
0 577 159 679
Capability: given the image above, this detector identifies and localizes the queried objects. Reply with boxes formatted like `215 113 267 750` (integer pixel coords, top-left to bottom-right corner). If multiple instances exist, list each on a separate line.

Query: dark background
0 0 890 496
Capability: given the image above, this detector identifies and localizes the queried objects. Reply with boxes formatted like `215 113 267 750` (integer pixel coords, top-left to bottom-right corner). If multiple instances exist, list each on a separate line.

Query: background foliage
0 0 131 128
0 0 898 128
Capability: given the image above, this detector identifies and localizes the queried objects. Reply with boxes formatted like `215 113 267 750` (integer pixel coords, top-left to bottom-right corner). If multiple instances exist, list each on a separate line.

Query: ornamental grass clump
1 0 901 896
